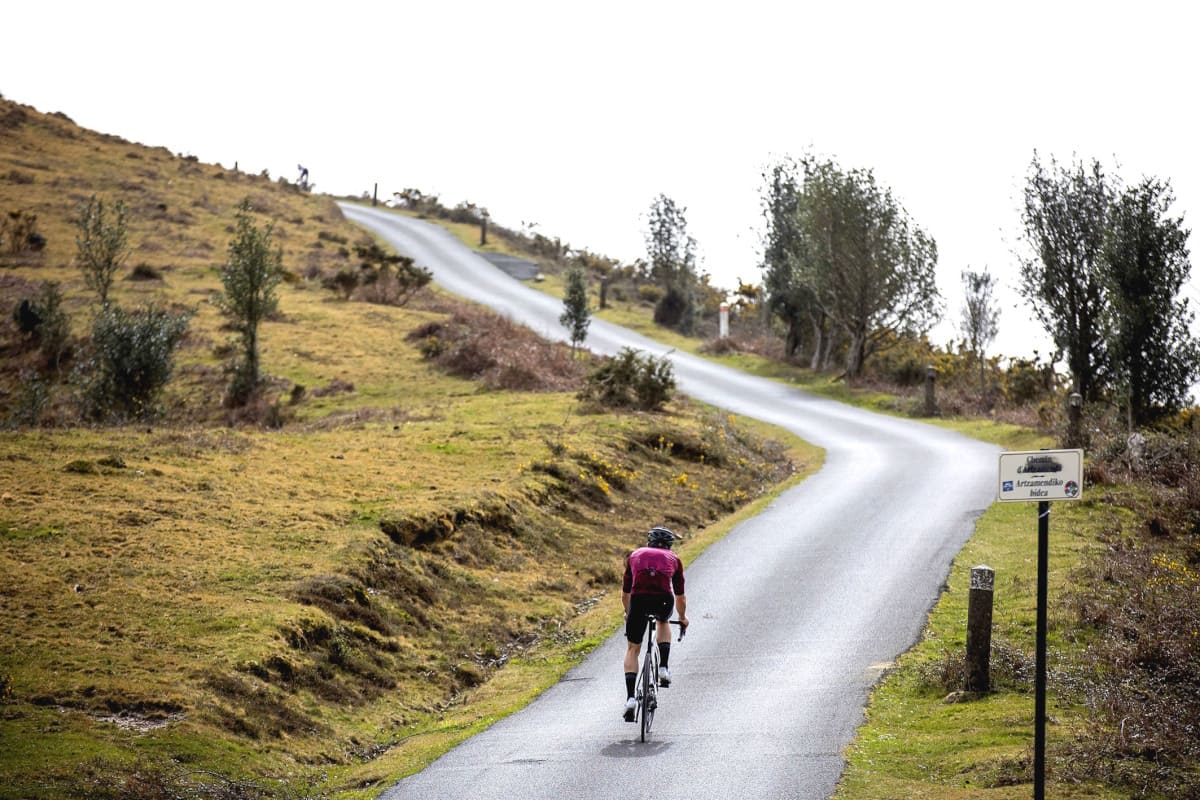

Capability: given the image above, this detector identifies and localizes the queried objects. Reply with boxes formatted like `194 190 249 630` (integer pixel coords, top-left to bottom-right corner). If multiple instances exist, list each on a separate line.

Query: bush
579 347 675 411
322 267 361 300
1 209 45 255
636 284 664 305
127 263 163 281
13 281 71 370
1001 355 1058 405
407 305 583 392
7 369 50 428
85 304 190 421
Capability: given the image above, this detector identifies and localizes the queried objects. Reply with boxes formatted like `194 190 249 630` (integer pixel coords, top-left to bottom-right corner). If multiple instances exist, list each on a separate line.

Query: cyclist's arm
622 591 631 616
675 593 688 628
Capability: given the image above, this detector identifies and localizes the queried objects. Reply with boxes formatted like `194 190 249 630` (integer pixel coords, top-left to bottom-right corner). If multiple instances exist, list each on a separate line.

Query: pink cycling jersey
623 546 685 596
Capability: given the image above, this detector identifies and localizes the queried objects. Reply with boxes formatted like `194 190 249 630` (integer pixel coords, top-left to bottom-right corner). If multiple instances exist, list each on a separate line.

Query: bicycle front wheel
640 646 658 742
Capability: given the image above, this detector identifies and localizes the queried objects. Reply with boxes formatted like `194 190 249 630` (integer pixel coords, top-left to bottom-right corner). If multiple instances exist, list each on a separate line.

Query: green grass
833 478 1133 799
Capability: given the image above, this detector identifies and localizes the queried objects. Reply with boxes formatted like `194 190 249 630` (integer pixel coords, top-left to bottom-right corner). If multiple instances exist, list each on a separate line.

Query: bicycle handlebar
640 614 687 641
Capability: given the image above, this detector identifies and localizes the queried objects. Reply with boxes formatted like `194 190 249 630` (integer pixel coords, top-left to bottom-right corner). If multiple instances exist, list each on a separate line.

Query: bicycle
634 614 685 742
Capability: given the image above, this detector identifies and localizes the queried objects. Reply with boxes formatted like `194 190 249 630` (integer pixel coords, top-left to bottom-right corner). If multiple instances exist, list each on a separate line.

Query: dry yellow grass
0 97 820 798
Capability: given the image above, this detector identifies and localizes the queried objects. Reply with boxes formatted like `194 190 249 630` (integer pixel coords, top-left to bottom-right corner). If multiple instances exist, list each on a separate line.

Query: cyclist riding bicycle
622 525 688 721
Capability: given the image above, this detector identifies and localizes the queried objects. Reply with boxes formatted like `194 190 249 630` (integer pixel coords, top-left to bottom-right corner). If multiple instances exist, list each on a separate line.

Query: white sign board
998 449 1084 502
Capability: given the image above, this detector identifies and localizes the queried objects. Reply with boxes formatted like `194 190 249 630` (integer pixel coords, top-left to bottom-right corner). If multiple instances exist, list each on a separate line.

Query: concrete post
719 303 729 339
1067 392 1082 449
966 564 995 692
924 365 937 417
480 211 489 246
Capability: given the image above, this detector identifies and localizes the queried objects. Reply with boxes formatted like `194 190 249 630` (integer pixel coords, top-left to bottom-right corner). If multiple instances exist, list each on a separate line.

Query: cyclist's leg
623 597 651 719
624 640 641 686
653 595 674 681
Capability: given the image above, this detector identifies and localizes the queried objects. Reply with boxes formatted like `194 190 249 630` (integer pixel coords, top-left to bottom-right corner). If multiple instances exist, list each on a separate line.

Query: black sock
625 672 637 699
658 642 671 670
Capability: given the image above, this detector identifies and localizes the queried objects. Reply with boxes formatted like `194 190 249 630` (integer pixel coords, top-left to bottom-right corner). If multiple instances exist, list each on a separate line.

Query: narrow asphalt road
340 204 999 800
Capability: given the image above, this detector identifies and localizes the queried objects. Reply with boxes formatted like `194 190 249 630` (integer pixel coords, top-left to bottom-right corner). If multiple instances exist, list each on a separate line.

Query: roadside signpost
997 448 1084 800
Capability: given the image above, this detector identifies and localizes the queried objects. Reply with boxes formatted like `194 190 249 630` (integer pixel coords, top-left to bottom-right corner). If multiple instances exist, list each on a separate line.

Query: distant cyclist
622 525 688 721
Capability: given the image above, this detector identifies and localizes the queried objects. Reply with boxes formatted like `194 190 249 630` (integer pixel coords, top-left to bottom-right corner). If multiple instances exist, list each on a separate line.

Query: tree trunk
845 330 866 379
785 319 802 360
809 315 825 371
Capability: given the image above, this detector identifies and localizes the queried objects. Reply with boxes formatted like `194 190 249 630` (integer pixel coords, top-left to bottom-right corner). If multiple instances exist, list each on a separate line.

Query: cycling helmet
647 526 677 549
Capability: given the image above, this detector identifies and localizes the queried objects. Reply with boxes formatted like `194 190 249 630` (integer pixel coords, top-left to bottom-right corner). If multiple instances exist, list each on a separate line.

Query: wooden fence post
924 365 937 417
966 564 995 692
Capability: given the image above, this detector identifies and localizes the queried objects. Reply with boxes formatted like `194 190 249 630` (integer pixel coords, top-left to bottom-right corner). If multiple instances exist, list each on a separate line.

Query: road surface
340 204 999 800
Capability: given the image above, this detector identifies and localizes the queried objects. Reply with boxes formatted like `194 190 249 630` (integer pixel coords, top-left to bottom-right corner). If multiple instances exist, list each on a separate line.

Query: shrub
127 263 163 281
85 304 190 421
13 281 71 370
322 268 361 300
636 284 664 305
352 242 431 306
406 304 583 391
7 369 50 428
1 209 45 255
653 284 697 334
579 347 675 411
1002 356 1056 405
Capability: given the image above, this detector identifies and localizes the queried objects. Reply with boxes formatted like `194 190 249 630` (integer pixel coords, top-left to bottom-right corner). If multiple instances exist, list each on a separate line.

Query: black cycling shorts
625 593 675 643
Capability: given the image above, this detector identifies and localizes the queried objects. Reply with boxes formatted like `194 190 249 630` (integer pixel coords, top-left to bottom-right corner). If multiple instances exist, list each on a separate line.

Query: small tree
960 268 1000 396
559 265 591 357
75 196 128 307
218 199 282 405
644 194 699 335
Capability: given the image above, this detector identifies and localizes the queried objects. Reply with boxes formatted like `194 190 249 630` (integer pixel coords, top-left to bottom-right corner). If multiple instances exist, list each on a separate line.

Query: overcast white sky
5 0 1200 366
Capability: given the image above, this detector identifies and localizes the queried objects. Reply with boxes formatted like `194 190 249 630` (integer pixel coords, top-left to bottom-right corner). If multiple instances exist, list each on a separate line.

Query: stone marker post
924 365 937 417
966 564 995 692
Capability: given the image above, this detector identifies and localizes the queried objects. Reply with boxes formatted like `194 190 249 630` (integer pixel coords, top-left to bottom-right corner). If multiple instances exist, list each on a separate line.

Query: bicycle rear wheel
640 645 658 742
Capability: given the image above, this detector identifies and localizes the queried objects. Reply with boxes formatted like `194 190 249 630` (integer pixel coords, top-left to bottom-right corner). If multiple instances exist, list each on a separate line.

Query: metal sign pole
996 447 1084 800
1034 500 1049 800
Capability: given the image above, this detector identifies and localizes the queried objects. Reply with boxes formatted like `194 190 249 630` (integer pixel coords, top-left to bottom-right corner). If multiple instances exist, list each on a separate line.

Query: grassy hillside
0 97 821 798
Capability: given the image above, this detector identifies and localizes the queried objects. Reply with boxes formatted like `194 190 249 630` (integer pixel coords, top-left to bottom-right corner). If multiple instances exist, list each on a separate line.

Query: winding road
340 204 999 800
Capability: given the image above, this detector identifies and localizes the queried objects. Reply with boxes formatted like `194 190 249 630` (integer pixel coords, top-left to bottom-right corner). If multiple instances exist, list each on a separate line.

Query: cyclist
622 525 688 721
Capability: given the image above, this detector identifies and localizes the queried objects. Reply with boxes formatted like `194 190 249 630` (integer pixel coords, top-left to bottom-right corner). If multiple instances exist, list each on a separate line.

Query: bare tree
960 268 1000 396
